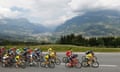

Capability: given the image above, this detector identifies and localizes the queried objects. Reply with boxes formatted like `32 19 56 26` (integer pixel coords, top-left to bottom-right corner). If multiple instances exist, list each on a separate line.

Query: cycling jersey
44 54 50 61
3 54 9 59
16 49 21 55
86 53 93 59
28 49 33 54
48 48 53 54
15 55 20 61
50 52 55 57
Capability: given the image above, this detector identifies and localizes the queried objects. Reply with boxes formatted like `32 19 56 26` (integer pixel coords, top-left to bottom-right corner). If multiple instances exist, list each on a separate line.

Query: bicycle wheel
1 63 6 67
81 61 88 67
20 62 26 69
91 61 99 68
93 56 97 60
39 56 44 62
75 62 82 69
48 62 55 68
81 56 86 61
34 61 39 67
65 63 72 68
62 57 68 63
40 62 46 68
55 58 61 65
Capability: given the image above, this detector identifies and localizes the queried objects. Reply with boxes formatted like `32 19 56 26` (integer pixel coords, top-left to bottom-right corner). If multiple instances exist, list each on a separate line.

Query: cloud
0 0 72 26
0 7 21 18
0 0 120 27
69 0 120 12
44 14 76 27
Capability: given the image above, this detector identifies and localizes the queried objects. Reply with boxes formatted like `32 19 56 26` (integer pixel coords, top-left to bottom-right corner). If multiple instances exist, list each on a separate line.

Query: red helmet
28 49 33 54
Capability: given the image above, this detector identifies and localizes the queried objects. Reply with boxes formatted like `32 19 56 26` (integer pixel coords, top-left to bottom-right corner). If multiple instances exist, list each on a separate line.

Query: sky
0 0 120 27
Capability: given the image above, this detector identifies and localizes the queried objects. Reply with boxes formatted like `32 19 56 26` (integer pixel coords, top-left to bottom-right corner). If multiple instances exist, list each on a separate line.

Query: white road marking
99 65 118 67
60 63 118 67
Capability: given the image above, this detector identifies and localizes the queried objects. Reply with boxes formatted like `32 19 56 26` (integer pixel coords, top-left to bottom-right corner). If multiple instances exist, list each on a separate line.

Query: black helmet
85 50 93 54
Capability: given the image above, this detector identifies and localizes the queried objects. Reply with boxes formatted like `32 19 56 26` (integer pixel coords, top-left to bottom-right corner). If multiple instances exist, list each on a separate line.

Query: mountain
0 18 49 41
55 10 120 36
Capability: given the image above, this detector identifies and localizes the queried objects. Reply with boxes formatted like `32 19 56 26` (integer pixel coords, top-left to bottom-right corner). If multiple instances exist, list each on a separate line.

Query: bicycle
65 57 81 69
62 56 69 63
40 59 55 68
50 55 61 65
81 56 99 68
15 59 26 69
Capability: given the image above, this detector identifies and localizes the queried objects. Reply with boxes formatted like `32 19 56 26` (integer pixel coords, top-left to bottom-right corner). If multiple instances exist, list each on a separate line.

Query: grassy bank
1 44 120 52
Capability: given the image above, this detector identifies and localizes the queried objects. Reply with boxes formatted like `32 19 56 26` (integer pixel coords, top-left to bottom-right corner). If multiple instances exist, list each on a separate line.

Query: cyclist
27 48 34 65
85 50 94 66
67 54 78 67
15 53 21 68
9 47 16 56
66 48 72 62
49 51 56 59
11 47 17 52
16 49 21 55
44 54 50 64
34 48 42 57
0 46 6 61
48 48 53 54
66 48 72 57
0 46 6 55
22 47 30 62
2 52 9 66
47 48 55 58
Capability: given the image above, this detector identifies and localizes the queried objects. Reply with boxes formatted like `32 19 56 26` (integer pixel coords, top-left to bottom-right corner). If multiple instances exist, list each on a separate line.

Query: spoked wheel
48 62 55 68
55 58 61 65
81 61 89 67
2 63 6 67
34 62 40 67
91 61 99 68
20 62 26 69
65 63 72 68
62 57 69 63
40 62 46 68
39 56 44 62
93 56 97 60
75 62 82 69
81 56 86 61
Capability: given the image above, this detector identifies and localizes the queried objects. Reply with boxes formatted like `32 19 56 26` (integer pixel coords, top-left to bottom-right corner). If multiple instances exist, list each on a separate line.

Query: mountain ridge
55 10 120 36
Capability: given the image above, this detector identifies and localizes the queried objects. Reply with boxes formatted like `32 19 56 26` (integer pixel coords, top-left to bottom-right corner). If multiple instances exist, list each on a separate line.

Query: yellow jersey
45 55 49 59
50 52 55 57
86 53 93 59
15 55 20 61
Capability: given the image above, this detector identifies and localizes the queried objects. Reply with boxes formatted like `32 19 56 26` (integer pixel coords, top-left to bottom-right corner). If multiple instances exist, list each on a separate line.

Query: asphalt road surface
0 52 120 72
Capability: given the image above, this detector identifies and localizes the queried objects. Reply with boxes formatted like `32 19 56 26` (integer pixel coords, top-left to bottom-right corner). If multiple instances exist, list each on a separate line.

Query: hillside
0 18 49 41
55 10 120 36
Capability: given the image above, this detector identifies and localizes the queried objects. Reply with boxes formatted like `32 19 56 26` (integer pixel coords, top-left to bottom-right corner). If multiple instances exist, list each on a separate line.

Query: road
0 52 120 72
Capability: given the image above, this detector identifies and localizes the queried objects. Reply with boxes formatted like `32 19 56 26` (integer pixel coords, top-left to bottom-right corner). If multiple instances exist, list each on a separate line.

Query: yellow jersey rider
85 50 94 65
44 54 50 64
48 48 53 54
15 54 21 68
48 48 56 58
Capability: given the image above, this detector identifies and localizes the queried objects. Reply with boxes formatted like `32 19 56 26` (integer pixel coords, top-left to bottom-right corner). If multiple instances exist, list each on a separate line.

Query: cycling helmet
85 50 93 54
34 48 38 51
48 48 52 51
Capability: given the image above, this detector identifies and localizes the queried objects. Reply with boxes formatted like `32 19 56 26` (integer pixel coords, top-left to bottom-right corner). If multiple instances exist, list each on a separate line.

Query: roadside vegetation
2 44 120 52
0 34 120 52
57 34 120 48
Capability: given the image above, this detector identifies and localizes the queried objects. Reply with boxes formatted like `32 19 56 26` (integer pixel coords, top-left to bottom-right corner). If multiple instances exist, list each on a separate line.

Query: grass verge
1 44 120 52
